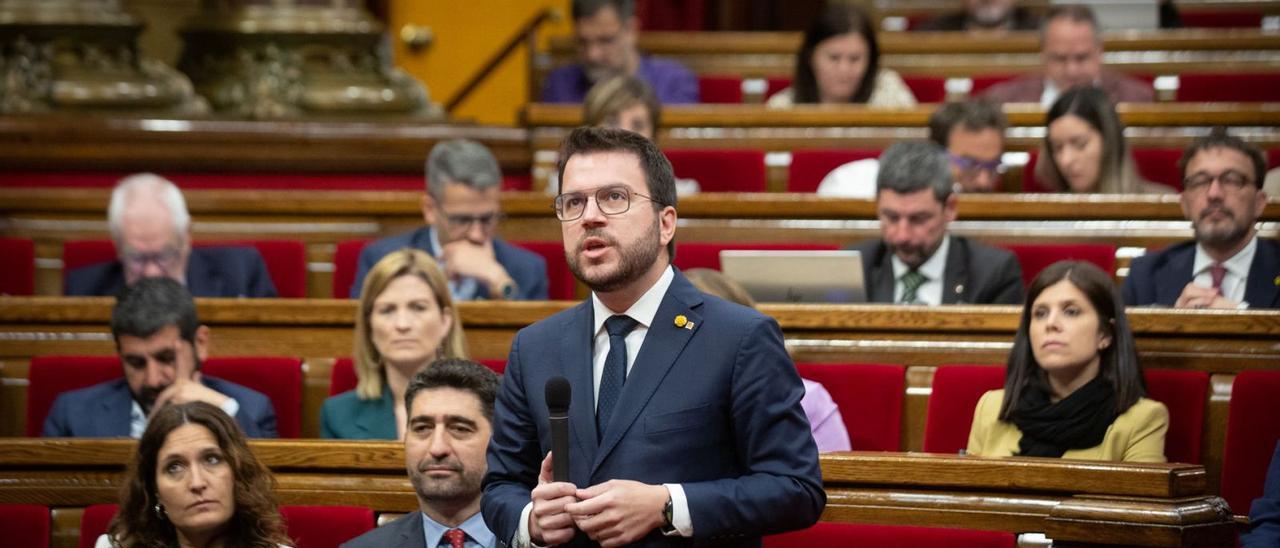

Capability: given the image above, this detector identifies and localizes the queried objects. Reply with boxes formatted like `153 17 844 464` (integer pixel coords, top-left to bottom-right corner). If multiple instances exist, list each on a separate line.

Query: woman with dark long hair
967 260 1168 461
1035 86 1168 193
768 3 916 108
100 401 290 548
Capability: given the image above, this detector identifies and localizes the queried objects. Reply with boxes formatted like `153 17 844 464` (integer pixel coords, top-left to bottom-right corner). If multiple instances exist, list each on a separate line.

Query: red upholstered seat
796 363 905 451
1180 11 1264 28
62 239 309 298
699 75 744 104
79 503 119 548
764 77 792 101
479 358 508 375
673 242 841 272
1221 370 1280 514
332 239 371 298
902 74 948 103
787 149 881 193
1024 148 1181 192
970 74 1019 95
998 243 1117 286
0 504 50 548
204 357 304 438
0 238 35 295
1143 369 1209 464
664 149 767 192
923 364 1005 454
281 505 375 548
765 522 1014 548
331 357 506 396
1176 72 1280 102
511 240 576 300
27 355 121 436
1268 149 1280 169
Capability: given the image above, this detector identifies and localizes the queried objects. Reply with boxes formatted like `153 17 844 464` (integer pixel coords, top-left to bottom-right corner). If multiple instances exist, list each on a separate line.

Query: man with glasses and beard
1124 133 1277 309
65 173 277 298
343 359 499 548
351 139 547 300
43 277 276 437
849 141 1023 305
482 128 824 547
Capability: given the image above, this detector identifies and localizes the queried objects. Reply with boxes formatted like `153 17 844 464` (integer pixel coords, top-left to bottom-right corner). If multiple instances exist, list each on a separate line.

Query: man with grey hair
65 173 276 298
351 139 548 299
848 142 1023 305
981 4 1153 106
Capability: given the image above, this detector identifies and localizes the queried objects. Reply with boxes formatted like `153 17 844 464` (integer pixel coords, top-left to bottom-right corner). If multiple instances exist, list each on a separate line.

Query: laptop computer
719 250 867 304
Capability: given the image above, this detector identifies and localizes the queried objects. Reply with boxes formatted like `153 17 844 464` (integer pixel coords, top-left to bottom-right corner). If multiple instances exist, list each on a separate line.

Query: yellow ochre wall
390 0 573 126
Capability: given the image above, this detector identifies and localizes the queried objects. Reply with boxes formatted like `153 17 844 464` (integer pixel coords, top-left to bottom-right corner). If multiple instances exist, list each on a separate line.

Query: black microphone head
545 376 571 414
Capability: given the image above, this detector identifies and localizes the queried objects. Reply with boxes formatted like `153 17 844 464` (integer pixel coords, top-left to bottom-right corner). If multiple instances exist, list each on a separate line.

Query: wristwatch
497 280 518 300
660 496 676 534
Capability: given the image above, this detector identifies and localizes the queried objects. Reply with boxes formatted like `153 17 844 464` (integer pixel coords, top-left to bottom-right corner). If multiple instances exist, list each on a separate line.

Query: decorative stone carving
0 0 208 115
178 0 439 119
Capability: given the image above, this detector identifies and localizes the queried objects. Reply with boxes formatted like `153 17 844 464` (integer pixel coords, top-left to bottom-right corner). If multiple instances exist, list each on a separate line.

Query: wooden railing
0 439 1240 547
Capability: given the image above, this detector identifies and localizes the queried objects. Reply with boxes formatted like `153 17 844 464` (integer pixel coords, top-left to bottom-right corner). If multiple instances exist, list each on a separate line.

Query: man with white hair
64 173 277 298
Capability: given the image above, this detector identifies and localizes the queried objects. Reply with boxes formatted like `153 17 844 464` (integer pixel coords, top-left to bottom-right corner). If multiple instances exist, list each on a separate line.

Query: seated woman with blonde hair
321 248 468 439
99 401 290 548
967 260 1168 461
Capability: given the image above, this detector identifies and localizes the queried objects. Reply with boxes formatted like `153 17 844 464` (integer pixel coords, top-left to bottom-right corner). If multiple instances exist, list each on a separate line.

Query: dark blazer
64 246 277 298
980 71 1155 104
481 270 825 547
42 377 277 438
848 235 1024 305
1122 239 1280 308
350 227 547 300
1243 441 1280 547
915 8 1038 31
342 511 427 548
319 386 398 440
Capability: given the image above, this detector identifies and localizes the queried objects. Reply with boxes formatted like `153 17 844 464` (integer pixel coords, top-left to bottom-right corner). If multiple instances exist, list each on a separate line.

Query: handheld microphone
545 376 572 484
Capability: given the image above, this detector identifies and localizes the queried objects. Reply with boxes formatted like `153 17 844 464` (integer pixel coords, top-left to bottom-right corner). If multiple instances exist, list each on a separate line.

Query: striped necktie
900 270 927 304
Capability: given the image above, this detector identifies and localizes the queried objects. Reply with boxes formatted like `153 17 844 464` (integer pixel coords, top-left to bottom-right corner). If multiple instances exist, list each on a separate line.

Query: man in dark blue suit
351 139 547 300
481 128 824 547
1123 133 1277 309
1244 441 1280 547
43 277 277 438
64 173 277 298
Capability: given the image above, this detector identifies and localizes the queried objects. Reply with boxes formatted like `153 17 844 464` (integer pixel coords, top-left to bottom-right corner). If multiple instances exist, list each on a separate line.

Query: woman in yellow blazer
967 260 1168 462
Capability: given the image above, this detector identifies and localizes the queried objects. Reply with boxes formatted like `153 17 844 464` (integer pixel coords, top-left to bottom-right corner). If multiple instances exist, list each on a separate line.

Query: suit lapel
96 381 134 437
592 274 702 475
867 242 897 302
1157 245 1196 305
1245 239 1280 307
941 236 969 304
395 511 427 548
564 301 599 473
185 249 227 297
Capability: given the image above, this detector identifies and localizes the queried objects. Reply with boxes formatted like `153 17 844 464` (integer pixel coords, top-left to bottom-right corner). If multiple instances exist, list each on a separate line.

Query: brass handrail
444 7 562 113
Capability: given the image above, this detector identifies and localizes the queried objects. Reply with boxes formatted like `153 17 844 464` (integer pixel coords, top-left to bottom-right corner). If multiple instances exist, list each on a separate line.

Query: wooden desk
1 297 1277 495
541 29 1280 80
0 440 1238 547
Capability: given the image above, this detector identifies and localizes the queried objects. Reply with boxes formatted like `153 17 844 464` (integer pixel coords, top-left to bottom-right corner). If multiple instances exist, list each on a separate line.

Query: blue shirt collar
421 510 494 548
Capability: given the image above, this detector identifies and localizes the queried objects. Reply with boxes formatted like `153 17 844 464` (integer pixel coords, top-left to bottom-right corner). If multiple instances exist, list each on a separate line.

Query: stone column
0 0 208 115
178 0 438 119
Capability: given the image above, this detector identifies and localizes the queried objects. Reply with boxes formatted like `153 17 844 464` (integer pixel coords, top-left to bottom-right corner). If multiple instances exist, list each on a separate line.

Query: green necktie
900 270 927 304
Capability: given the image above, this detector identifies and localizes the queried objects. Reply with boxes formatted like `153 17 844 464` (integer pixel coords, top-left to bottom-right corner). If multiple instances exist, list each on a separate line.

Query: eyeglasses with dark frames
553 185 659 221
1182 170 1253 193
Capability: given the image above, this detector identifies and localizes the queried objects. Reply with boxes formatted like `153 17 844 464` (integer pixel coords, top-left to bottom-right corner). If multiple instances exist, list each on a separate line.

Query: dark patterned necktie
900 270 927 304
597 315 639 440
444 528 466 548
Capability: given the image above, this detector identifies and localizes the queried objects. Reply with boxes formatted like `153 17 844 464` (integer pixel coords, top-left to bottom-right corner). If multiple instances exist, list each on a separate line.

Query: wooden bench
1 297 1276 496
0 439 1239 548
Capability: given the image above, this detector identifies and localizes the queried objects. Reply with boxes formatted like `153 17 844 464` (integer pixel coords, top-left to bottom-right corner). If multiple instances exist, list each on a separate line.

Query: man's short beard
1195 217 1251 251
409 462 481 505
568 216 663 293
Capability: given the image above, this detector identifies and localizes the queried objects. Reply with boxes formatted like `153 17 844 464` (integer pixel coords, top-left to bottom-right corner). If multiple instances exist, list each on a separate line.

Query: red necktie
1210 263 1227 290
444 529 466 548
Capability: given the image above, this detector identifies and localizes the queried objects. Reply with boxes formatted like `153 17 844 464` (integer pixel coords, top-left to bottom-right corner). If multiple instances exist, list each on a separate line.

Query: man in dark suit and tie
481 128 824 547
343 359 500 548
849 141 1023 306
1123 133 1277 309
43 277 276 438
64 173 277 298
351 139 547 300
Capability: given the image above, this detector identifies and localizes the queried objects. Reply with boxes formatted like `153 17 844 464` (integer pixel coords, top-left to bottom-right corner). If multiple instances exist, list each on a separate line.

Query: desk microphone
545 376 572 483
